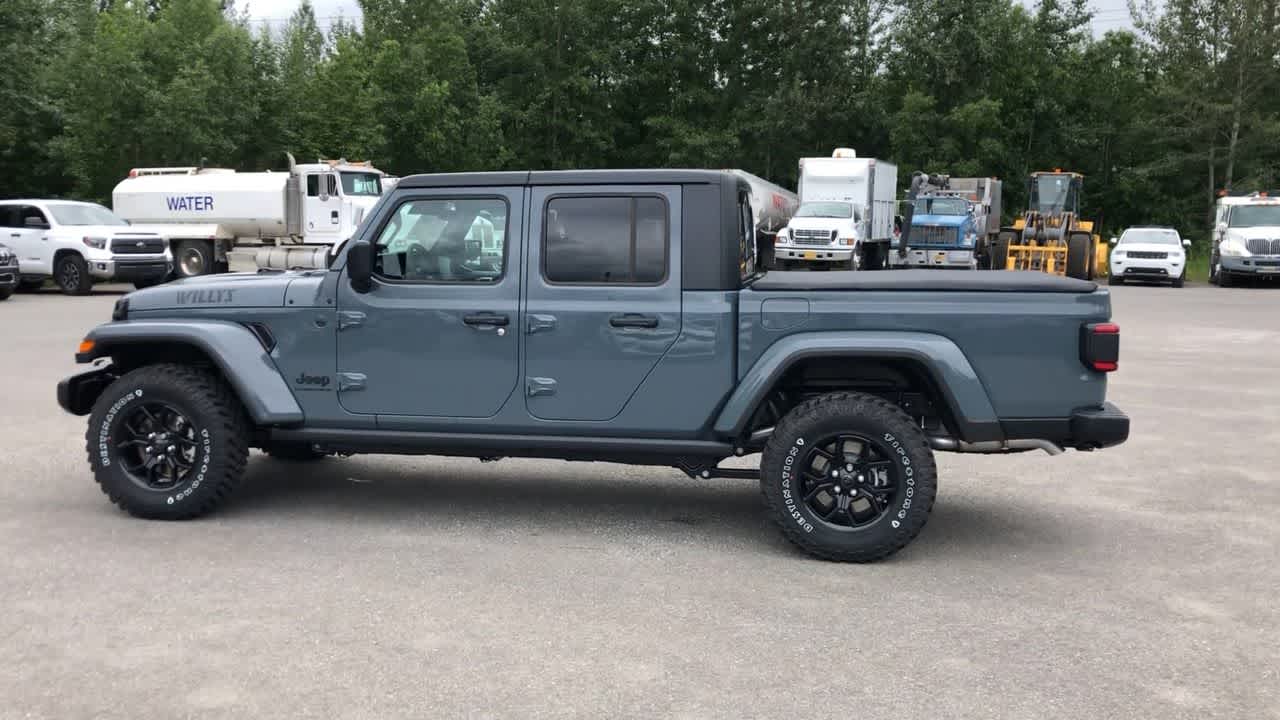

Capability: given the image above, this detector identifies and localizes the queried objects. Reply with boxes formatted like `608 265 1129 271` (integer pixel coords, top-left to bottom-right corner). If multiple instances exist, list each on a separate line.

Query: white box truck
112 154 387 277
773 148 898 270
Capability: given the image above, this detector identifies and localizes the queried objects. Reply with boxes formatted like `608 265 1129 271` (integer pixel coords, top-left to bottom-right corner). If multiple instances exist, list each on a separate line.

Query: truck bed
751 269 1098 293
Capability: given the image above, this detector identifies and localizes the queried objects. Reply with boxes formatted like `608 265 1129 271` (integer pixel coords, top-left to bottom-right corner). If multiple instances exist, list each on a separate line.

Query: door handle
8 233 18 238
463 313 510 327
609 314 659 329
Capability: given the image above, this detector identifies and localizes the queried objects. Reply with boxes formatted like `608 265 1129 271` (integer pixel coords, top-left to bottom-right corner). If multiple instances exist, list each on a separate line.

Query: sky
238 0 1140 35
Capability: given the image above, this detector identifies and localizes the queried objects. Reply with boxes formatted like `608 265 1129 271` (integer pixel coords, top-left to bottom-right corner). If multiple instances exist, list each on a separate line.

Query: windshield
341 172 382 196
795 202 853 219
913 197 968 216
1033 175 1077 214
48 203 128 226
1228 205 1280 228
1120 229 1180 245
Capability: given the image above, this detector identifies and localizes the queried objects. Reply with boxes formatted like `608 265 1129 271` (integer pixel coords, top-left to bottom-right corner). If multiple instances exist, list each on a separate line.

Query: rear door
523 185 682 421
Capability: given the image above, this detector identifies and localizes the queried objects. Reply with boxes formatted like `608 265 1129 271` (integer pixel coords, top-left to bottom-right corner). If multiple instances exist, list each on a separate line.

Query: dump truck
112 154 387 278
990 171 1106 279
893 174 1002 269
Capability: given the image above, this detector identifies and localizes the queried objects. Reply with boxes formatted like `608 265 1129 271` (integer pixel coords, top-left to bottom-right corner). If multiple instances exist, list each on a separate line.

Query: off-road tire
264 441 328 462
760 391 938 562
55 254 92 295
85 363 249 520
1065 233 1091 280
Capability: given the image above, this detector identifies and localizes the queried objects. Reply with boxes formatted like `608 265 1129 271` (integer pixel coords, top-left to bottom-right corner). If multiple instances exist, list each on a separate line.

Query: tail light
1081 322 1120 372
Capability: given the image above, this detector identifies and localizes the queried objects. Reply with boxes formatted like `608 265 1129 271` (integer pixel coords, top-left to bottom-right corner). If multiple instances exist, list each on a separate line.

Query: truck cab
1210 192 1280 286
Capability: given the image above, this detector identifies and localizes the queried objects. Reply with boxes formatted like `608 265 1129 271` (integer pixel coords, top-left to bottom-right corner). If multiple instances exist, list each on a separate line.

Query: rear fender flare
76 319 303 425
714 331 1001 442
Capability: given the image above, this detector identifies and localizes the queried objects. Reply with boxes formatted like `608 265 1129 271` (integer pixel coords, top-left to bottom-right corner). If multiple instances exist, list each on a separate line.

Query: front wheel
0 286 12 301
760 391 938 562
85 364 249 519
55 254 92 295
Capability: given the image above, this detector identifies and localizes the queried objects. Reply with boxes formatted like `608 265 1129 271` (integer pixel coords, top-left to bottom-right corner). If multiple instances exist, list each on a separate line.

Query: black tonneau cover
751 270 1098 293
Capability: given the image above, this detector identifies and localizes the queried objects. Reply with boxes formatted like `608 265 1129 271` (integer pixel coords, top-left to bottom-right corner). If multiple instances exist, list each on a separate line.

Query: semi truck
773 148 898 270
112 155 387 278
893 175 1002 269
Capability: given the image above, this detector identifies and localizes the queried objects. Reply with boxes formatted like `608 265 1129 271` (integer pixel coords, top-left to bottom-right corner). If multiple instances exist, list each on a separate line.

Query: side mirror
1182 239 1192 248
347 241 374 293
1109 237 1118 245
1216 222 1228 233
24 217 48 229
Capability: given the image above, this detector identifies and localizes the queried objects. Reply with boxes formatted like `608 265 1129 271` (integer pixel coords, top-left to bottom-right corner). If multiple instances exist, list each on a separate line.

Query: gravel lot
1 281 1277 719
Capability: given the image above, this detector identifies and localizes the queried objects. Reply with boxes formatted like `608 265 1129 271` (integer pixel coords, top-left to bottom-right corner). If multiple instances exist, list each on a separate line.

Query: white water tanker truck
111 154 386 277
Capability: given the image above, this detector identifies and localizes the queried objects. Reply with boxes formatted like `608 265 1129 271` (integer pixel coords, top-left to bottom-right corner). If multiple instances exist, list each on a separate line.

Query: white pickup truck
0 200 172 295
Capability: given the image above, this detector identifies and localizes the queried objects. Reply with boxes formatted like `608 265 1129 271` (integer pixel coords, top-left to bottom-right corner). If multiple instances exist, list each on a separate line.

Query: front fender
71 319 304 425
715 331 1001 442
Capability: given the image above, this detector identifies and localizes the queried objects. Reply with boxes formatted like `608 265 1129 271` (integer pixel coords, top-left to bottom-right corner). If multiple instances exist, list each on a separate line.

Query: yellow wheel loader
987 171 1107 280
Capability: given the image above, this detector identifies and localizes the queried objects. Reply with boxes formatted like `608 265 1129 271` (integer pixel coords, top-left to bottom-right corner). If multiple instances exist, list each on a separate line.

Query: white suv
1108 226 1190 287
0 200 172 295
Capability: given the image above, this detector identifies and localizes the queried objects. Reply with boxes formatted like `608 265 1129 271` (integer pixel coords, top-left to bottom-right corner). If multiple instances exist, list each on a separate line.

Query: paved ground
1 282 1277 719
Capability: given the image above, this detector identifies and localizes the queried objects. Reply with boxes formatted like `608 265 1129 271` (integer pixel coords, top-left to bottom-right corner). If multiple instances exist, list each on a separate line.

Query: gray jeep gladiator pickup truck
57 170 1129 561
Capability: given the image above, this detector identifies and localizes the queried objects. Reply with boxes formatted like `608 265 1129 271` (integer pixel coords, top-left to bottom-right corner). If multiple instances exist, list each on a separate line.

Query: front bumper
88 258 172 282
774 244 854 263
895 248 976 269
1220 255 1280 275
1110 258 1184 280
57 365 116 416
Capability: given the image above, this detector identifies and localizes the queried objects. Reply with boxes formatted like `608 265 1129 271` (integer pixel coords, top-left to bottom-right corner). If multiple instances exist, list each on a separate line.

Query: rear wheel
1065 233 1091 280
55 254 92 295
760 391 938 562
85 364 249 519
175 239 215 278
991 232 1014 270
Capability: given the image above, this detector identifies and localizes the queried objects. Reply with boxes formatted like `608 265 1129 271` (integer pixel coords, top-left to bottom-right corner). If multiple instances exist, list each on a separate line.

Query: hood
911 214 969 229
65 225 164 239
787 217 857 232
1224 226 1280 240
125 270 315 311
1113 242 1182 254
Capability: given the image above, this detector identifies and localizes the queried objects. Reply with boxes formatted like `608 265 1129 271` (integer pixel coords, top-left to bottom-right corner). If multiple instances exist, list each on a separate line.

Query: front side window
341 172 382 196
47 203 128 226
20 205 50 228
544 196 668 284
373 198 507 282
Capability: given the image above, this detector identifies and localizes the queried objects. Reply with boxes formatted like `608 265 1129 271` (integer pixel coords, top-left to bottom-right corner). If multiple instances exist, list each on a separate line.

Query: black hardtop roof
398 169 739 189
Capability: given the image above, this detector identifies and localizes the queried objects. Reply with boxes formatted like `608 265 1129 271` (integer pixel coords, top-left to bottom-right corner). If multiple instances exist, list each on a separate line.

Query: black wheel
85 364 249 519
0 286 12 301
760 392 938 562
17 278 44 292
55 254 92 295
1220 266 1235 287
1065 233 1090 279
263 441 328 462
1209 253 1220 285
991 232 1013 270
1172 272 1184 288
1108 274 1124 285
175 239 215 278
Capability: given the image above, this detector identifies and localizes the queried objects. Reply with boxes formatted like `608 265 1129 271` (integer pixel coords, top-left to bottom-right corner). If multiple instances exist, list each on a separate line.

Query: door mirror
1182 239 1192 248
1109 237 1118 245
1215 222 1228 233
24 217 48 229
347 241 374 293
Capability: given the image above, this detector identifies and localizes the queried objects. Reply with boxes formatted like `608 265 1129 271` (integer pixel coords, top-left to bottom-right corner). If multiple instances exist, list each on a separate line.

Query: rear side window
738 191 755 281
544 196 668 284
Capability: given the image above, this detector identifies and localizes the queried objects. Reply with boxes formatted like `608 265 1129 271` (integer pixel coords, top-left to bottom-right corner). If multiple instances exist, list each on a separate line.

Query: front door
524 185 682 421
304 172 342 241
6 205 53 274
335 187 523 418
